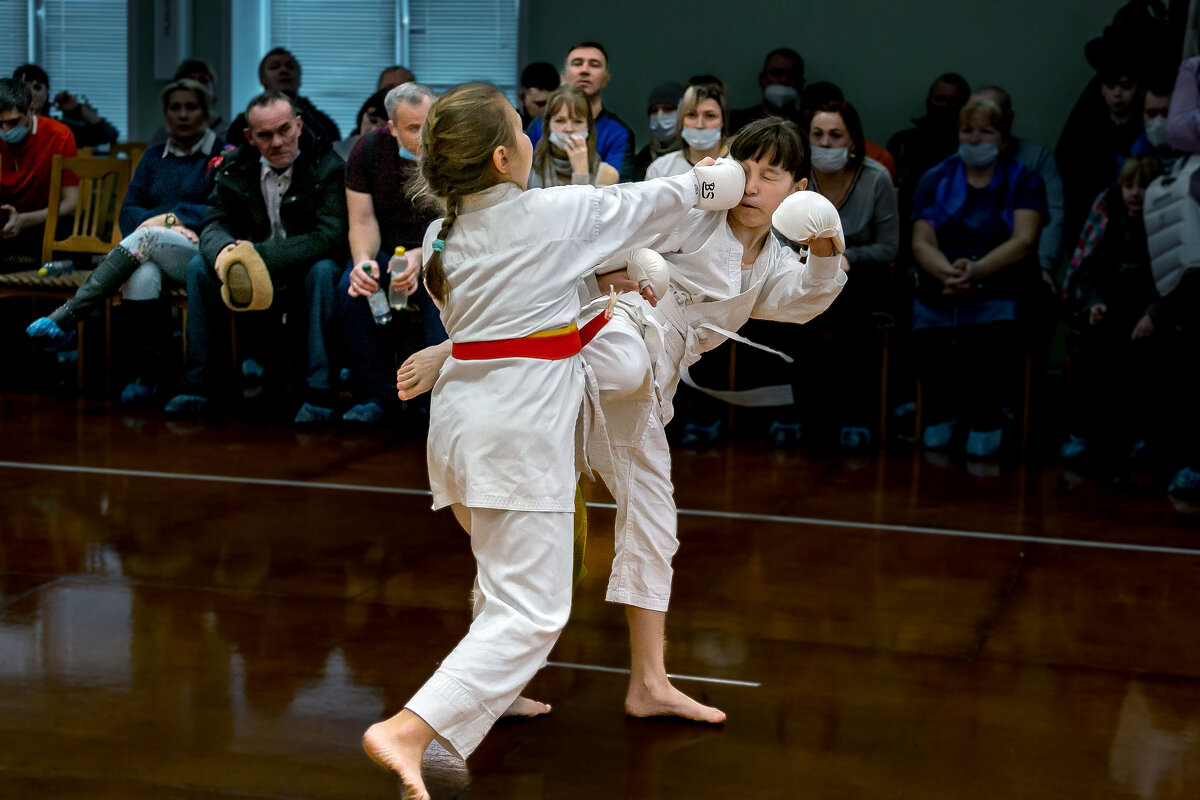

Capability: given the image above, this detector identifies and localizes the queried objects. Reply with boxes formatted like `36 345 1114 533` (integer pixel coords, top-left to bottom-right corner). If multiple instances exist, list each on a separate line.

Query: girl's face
548 104 586 135
730 156 805 229
1121 178 1146 217
810 111 852 152
165 89 207 141
683 98 722 130
358 108 387 137
1101 76 1137 117
959 111 1004 147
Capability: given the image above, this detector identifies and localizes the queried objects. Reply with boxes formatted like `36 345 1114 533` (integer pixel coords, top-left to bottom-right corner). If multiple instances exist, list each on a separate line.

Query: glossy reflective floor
2 392 1198 799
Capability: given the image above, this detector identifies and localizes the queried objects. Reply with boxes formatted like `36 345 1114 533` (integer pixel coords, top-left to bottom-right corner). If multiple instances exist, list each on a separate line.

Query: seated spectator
164 91 348 424
645 82 729 178
338 82 445 426
630 81 683 180
334 88 389 160
798 80 895 180
226 48 341 146
910 98 1046 459
970 85 1065 284
26 79 228 403
1167 56 1200 153
888 72 970 226
1057 45 1145 248
150 59 227 145
12 64 119 149
729 48 805 133
0 78 78 265
527 86 618 188
528 41 635 180
377 65 415 92
1061 155 1164 463
1130 70 1182 167
517 62 560 130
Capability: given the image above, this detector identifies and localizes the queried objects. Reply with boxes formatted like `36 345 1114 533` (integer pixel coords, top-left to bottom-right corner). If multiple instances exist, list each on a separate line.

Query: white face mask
811 145 849 173
681 126 721 151
763 84 799 109
1144 116 1170 149
649 112 677 141
549 129 587 149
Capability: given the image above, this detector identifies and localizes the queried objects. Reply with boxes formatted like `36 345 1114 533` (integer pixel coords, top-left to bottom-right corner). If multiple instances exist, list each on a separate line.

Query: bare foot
502 695 552 718
363 716 433 800
625 678 726 724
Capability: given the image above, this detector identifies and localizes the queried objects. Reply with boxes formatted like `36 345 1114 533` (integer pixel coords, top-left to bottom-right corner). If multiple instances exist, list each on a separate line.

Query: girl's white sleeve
751 246 848 324
580 172 702 277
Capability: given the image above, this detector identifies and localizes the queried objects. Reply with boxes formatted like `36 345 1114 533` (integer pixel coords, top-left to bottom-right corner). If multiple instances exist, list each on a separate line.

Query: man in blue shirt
528 40 636 181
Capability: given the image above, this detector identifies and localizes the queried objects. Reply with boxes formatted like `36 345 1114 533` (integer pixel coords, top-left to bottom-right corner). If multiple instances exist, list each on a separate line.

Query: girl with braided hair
361 82 745 798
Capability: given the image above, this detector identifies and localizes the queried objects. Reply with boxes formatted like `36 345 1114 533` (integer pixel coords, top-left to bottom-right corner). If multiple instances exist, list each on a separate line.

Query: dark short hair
379 65 415 85
355 88 390 132
729 116 809 181
173 59 215 83
0 77 33 115
762 47 804 75
803 81 843 109
13 63 49 87
807 100 865 170
245 90 300 125
566 40 609 67
521 61 560 91
929 72 970 102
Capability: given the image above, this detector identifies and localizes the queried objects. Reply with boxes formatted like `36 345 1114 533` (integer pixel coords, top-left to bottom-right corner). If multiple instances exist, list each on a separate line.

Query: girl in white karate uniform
361 83 745 799
398 117 847 729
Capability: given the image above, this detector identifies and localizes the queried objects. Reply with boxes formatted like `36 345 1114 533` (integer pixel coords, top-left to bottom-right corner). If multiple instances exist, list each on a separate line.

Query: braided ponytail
408 83 519 304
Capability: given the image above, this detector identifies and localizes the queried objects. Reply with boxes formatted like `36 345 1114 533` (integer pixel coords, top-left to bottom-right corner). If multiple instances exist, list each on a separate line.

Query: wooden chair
108 142 147 174
0 155 131 390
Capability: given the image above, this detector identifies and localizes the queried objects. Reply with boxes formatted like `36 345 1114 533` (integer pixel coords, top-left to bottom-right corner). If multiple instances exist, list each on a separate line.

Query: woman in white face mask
527 85 618 188
645 82 730 179
909 99 1047 459
756 99 899 451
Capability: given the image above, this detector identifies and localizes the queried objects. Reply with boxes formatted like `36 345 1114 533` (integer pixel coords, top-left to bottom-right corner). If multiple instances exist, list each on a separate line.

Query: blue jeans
335 252 448 406
183 253 340 395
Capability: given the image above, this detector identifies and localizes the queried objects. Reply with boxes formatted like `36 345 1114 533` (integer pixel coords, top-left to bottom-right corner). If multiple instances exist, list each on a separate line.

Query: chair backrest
41 154 131 263
109 142 148 173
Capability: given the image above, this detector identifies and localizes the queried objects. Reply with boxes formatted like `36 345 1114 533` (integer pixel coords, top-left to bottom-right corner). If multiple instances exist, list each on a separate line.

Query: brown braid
408 83 518 304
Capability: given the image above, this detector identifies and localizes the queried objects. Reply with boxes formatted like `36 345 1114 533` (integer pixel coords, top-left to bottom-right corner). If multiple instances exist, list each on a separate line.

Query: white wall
526 0 1128 152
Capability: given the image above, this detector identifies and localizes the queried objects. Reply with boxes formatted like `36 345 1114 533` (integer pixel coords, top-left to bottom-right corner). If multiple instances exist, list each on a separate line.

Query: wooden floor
2 392 1198 799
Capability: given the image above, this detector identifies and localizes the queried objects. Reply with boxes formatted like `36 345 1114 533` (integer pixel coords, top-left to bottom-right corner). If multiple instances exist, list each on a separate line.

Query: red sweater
0 116 79 212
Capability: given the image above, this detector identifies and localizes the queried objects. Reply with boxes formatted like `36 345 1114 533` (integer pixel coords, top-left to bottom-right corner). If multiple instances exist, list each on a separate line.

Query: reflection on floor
1 393 1198 799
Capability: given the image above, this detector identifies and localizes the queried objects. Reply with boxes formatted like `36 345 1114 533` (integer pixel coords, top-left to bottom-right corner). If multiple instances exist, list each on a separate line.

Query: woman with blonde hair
645 82 731 178
528 85 618 187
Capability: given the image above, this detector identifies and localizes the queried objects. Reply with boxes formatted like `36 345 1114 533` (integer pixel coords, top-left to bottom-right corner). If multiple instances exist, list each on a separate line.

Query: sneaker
680 420 722 447
241 358 265 381
1059 434 1089 461
1167 466 1200 497
164 393 209 417
966 427 1003 458
119 379 159 407
838 426 872 451
26 317 73 350
294 402 334 426
921 419 957 450
767 421 802 449
342 401 386 425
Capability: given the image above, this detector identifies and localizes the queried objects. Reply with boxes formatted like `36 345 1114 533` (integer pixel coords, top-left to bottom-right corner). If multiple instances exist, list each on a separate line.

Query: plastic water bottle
39 260 74 277
364 263 391 325
389 246 409 311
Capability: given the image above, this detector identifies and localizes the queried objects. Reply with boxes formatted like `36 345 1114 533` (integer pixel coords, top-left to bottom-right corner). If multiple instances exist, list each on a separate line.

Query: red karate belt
451 313 609 361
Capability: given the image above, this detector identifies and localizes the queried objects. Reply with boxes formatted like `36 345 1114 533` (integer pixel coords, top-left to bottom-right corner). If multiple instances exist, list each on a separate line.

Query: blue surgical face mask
648 112 677 141
811 146 849 173
397 145 420 161
681 126 721 151
763 84 799 109
549 129 587 149
958 141 999 168
0 123 30 145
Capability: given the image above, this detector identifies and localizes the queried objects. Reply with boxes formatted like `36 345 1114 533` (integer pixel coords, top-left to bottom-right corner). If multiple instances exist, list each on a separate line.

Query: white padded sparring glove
772 190 845 280
625 248 670 300
692 157 746 210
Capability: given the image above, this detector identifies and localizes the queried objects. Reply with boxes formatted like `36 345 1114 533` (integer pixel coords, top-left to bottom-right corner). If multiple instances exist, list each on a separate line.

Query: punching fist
625 248 670 301
772 190 846 254
692 157 746 210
